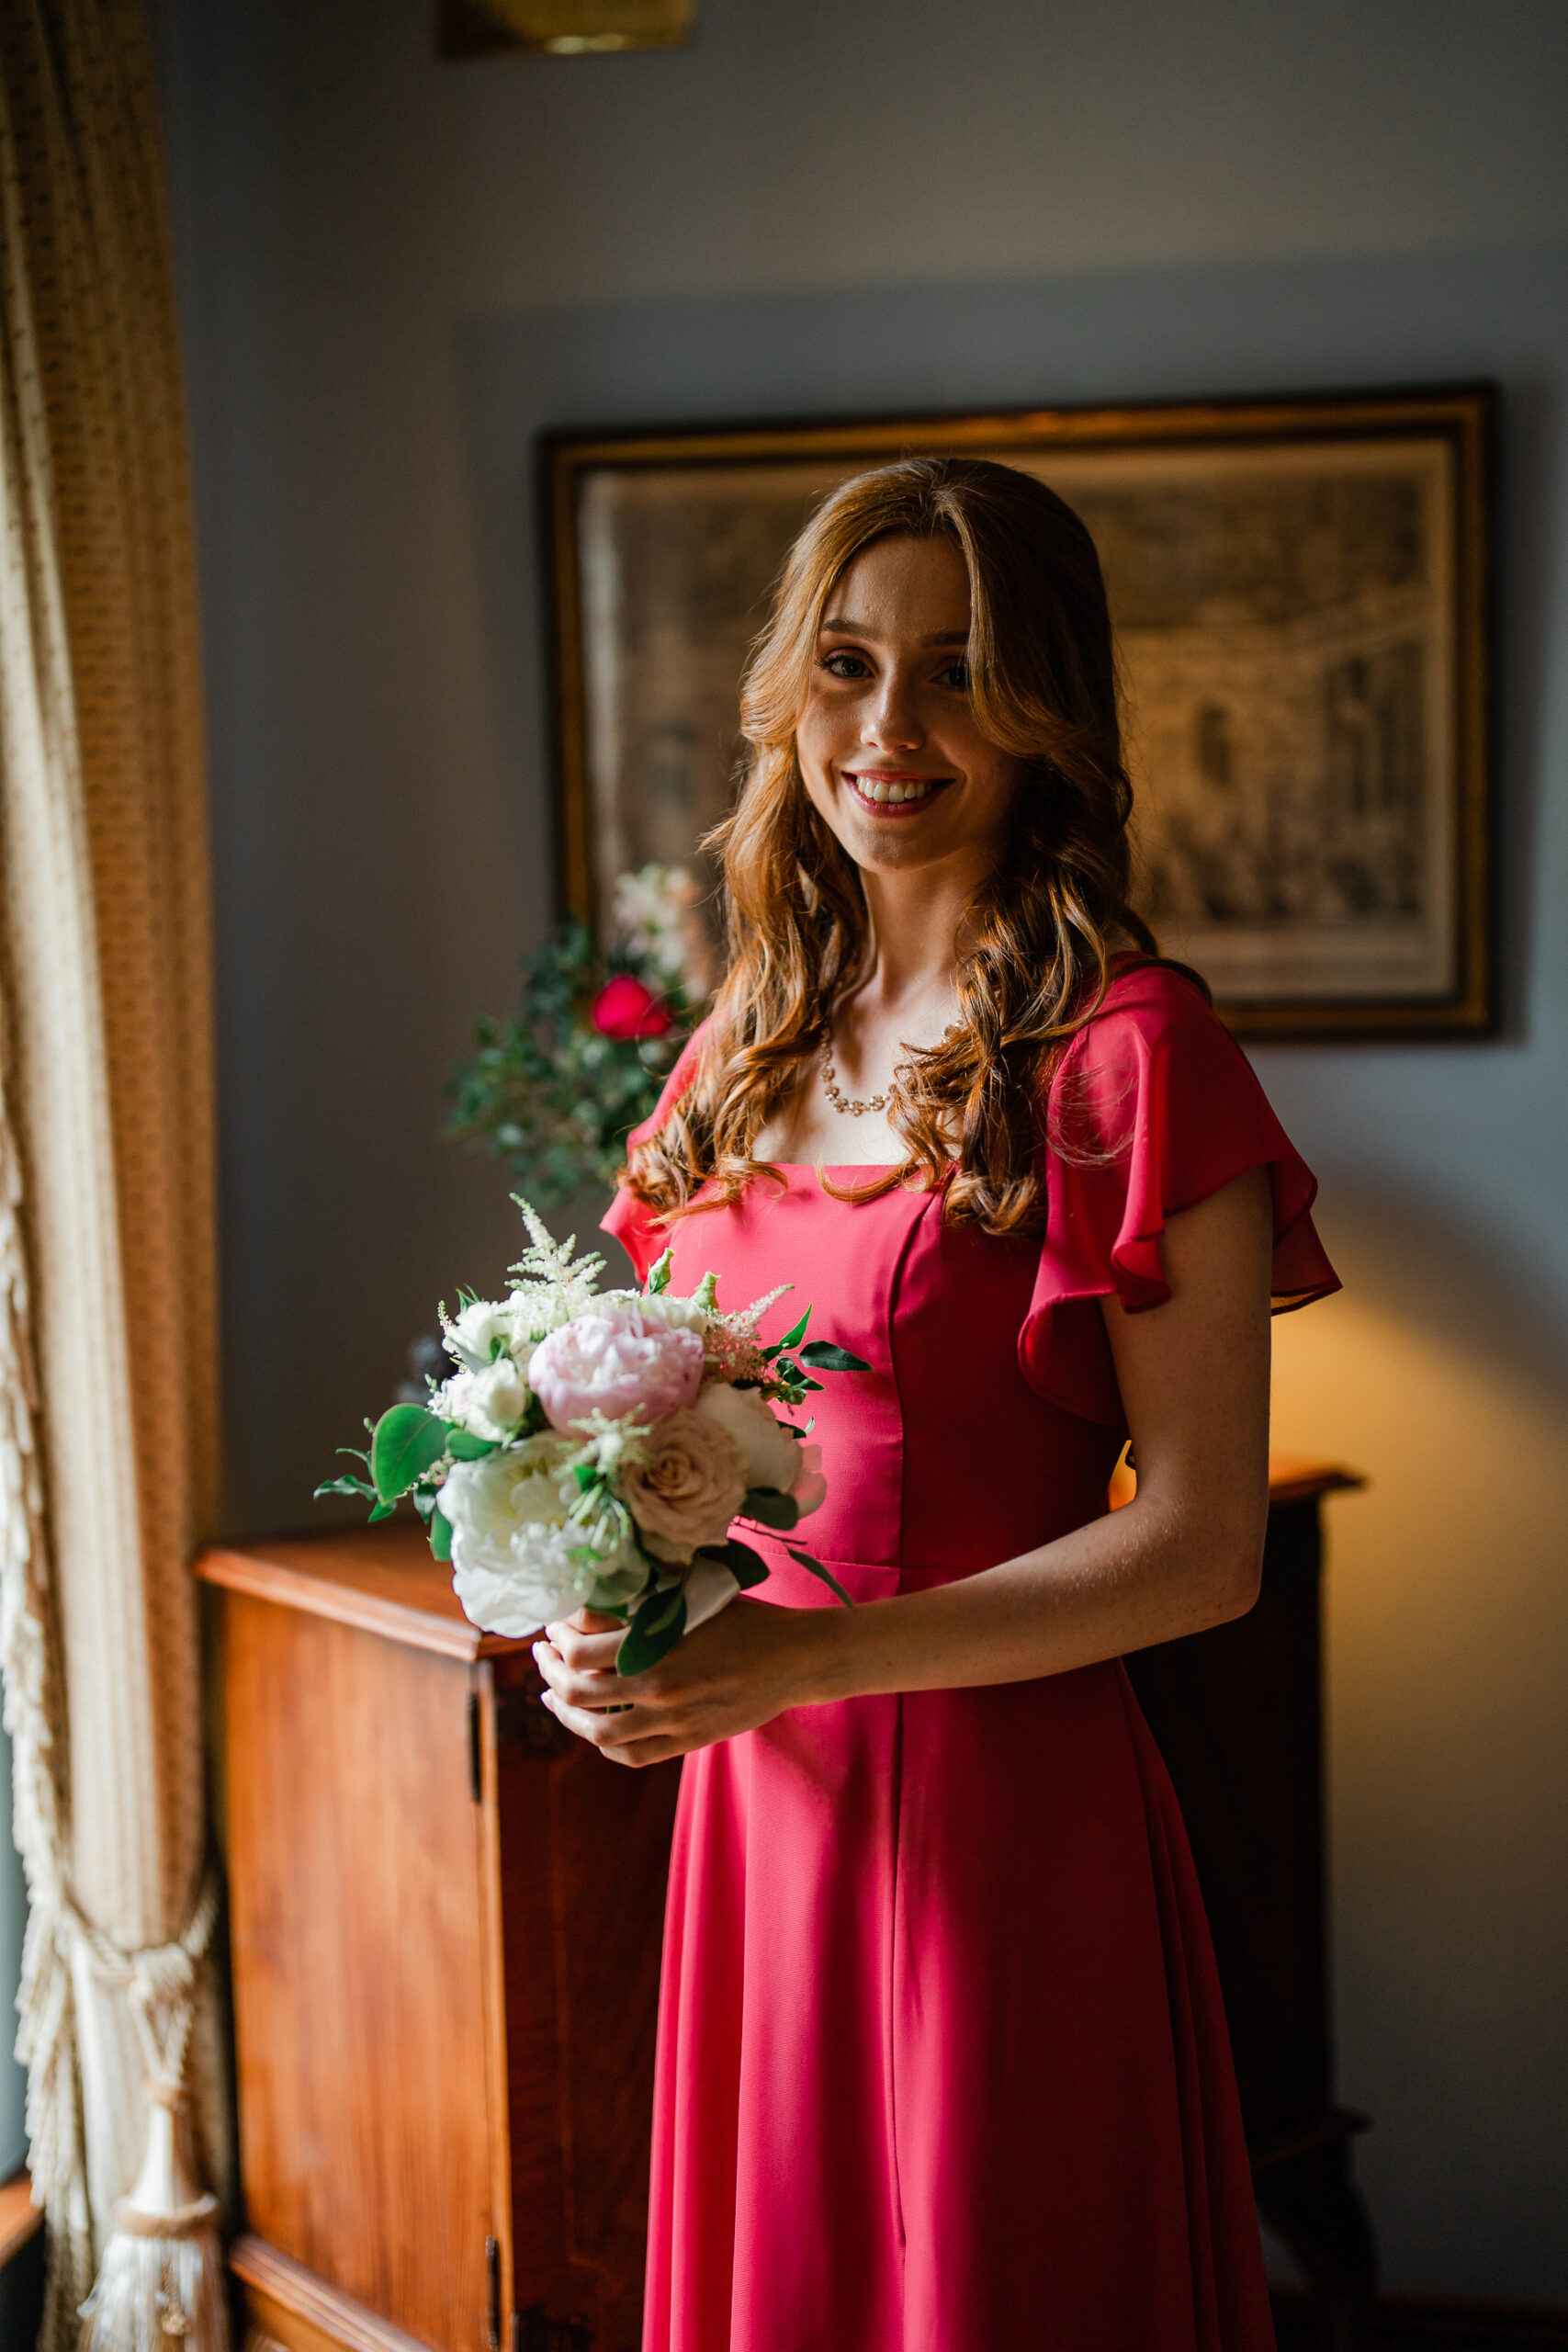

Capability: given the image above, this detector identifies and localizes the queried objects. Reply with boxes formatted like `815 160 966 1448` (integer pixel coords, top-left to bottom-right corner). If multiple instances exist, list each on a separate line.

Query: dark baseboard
1274 2295 1568 2349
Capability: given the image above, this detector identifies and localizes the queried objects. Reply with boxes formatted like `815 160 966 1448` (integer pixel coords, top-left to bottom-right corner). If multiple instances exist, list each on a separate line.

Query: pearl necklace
820 1048 887 1118
820 1023 958 1118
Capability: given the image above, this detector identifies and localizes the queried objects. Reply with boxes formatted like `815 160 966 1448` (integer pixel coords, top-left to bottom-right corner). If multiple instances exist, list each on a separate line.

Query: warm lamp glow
440 0 694 56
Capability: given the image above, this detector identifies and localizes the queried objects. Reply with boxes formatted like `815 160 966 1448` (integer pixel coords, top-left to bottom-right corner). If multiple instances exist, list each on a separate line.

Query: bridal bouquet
318 1202 865 1675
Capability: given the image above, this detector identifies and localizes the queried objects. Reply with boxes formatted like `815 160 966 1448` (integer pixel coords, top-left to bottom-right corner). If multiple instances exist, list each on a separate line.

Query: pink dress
604 964 1338 2352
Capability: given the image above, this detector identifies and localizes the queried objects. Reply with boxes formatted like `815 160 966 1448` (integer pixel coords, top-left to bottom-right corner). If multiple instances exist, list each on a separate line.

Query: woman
534 457 1338 2351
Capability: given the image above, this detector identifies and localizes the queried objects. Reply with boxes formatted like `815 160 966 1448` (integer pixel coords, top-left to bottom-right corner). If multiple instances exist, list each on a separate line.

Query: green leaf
740 1487 799 1531
368 1498 398 1523
313 1474 378 1502
786 1548 855 1607
798 1341 870 1373
777 1308 811 1351
428 1498 453 1562
573 1463 600 1493
370 1405 451 1502
695 1538 770 1590
446 1427 500 1461
617 1587 688 1677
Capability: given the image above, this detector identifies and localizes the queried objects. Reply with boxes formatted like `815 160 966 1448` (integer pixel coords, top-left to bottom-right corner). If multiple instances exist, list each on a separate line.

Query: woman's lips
843 769 954 813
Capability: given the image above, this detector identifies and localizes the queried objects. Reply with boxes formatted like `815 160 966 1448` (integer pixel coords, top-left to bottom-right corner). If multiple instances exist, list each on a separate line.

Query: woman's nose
862 668 924 752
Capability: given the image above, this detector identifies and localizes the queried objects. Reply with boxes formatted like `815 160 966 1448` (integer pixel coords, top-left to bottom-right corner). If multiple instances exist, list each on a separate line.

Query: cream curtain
0 0 222 2341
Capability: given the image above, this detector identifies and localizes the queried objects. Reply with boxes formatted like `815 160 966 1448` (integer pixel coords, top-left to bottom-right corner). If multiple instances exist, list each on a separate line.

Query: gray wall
153 0 1568 2305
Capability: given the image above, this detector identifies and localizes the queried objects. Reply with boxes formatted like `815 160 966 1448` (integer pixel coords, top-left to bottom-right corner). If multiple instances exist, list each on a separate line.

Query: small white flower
446 1295 533 1370
601 1285 713 1340
610 863 715 1002
434 1354 532 1442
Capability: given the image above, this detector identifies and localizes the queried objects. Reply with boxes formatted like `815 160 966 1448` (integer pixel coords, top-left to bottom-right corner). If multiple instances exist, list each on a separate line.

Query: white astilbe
564 1410 653 1486
505 1198 606 1330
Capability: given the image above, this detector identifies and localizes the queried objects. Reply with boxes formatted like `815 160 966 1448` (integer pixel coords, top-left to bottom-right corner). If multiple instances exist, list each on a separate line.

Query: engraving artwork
557 395 1488 1033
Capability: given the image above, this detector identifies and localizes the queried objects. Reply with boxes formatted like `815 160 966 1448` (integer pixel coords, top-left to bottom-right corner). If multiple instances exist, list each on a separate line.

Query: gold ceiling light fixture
440 0 695 56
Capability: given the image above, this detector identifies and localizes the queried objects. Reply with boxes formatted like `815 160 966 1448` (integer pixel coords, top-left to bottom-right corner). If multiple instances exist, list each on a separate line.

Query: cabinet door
226 1593 499 2349
491 1653 681 2351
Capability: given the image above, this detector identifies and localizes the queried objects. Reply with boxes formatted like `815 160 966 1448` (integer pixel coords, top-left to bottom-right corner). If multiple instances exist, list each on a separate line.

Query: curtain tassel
76 2079 227 2352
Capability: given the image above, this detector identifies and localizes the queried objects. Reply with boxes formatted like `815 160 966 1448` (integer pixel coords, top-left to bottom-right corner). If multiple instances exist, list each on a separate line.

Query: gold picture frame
545 385 1495 1039
440 0 694 59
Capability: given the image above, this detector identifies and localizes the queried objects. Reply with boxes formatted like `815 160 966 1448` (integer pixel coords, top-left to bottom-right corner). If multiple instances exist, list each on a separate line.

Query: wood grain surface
222 1589 500 2347
198 1523 524 1659
231 2233 436 2352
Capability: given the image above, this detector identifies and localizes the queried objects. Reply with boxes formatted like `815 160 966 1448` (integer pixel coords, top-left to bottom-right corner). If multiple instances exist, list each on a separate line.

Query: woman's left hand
533 1597 819 1768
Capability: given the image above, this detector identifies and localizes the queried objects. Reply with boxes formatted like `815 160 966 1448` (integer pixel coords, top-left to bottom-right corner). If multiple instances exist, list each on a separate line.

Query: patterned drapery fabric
0 0 222 2337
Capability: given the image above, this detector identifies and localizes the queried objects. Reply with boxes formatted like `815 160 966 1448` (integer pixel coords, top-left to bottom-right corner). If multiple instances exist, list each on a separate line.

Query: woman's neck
849 862 976 1023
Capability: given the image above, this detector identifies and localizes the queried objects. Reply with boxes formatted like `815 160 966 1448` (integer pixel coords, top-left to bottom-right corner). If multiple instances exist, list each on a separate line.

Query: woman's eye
820 650 871 680
936 659 971 691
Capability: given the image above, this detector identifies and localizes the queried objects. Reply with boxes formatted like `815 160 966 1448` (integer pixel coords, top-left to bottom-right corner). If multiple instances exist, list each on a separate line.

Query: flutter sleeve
1019 964 1340 1427
600 1023 707 1283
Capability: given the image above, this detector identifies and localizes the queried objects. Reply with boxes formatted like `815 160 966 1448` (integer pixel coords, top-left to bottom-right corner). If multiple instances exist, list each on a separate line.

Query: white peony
442 1437 635 1636
695 1382 805 1497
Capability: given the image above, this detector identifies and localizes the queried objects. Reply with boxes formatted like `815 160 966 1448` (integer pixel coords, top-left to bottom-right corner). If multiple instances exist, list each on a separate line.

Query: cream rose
791 1442 827 1520
622 1408 749 1565
695 1381 805 1498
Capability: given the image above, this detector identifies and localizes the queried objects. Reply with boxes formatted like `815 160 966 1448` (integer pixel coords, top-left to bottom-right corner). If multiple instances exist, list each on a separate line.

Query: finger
545 1621 626 1671
541 1690 648 1748
534 1650 631 1713
534 1634 625 1687
595 1733 688 1769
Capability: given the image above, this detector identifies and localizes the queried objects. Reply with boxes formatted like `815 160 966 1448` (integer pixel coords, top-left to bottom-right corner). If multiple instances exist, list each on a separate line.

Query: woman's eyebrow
818 618 969 646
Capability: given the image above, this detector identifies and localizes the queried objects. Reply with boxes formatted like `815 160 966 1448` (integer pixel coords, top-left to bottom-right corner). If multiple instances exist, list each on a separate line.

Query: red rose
591 975 673 1041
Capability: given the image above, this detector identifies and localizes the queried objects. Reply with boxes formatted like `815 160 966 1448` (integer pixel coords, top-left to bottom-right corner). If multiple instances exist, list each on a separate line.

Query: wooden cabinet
200 1456 1367 2352
198 1528 679 2352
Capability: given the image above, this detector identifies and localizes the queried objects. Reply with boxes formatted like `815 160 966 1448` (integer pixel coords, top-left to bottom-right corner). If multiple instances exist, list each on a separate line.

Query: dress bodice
604 962 1338 1605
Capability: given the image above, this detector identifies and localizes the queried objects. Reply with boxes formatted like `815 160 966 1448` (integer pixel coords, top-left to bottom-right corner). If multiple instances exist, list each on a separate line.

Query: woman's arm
535 1167 1274 1767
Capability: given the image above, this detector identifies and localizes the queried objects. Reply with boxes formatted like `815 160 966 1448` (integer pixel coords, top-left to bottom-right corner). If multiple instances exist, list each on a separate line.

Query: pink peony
529 1301 704 1431
592 975 673 1041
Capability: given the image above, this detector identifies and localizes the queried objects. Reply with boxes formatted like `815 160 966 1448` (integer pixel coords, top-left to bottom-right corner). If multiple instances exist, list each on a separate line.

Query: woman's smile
841 764 955 813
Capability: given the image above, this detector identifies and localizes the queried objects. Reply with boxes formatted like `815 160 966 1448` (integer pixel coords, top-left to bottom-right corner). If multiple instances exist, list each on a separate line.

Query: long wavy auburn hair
623 454 1164 1236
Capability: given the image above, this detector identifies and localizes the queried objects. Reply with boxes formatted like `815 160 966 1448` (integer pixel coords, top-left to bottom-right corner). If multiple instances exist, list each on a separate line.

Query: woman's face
795 532 1028 882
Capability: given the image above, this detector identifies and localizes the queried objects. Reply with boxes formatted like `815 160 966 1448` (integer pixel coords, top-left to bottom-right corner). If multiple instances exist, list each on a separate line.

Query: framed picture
545 385 1495 1037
